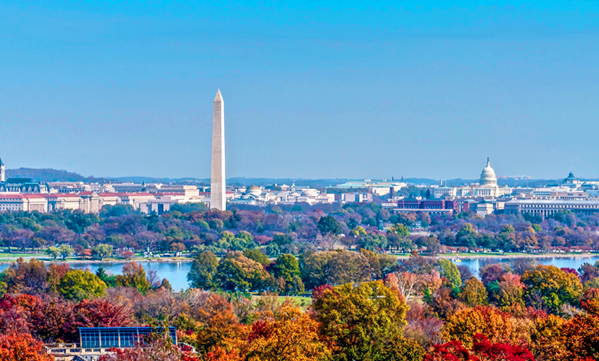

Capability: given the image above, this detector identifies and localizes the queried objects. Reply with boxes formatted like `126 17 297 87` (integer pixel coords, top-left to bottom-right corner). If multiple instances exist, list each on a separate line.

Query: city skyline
1 1 598 179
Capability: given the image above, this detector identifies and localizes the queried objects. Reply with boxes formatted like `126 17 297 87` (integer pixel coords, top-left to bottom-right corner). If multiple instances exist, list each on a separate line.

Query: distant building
0 178 49 193
433 159 512 199
382 199 458 215
504 199 599 217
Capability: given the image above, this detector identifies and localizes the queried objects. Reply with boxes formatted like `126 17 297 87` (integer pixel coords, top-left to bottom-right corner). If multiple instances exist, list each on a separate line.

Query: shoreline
0 257 194 264
2 252 599 264
435 253 599 259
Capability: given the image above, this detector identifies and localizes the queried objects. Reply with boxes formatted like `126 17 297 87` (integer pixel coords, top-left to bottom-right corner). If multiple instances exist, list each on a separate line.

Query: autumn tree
458 278 489 307
3 258 48 294
442 306 523 348
312 281 416 360
216 252 271 292
196 294 248 356
561 313 599 360
245 300 330 361
521 265 583 313
115 262 152 294
0 333 54 361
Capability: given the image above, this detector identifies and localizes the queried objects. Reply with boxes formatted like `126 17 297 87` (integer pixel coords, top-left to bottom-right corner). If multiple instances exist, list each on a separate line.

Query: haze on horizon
1 1 598 181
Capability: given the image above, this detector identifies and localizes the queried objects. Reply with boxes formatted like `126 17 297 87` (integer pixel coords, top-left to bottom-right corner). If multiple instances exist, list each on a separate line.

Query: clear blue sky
1 1 598 180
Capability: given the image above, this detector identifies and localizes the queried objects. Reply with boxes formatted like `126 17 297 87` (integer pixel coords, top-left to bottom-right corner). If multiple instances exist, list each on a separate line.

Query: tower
0 157 5 183
211 90 226 210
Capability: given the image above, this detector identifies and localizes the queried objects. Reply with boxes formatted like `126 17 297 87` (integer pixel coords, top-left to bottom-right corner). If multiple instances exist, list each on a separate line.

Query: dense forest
3 251 599 359
1 202 598 259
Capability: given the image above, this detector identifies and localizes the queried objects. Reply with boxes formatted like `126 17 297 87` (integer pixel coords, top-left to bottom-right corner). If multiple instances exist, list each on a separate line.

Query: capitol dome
479 158 498 186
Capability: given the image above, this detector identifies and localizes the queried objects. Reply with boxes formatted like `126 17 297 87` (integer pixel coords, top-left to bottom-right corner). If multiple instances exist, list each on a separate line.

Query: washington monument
211 89 226 210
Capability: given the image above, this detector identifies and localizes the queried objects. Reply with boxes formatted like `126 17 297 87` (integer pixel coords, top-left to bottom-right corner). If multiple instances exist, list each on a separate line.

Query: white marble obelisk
211 89 226 210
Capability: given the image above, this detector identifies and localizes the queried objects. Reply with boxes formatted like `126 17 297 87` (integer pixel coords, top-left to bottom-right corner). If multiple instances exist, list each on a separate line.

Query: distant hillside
6 168 107 183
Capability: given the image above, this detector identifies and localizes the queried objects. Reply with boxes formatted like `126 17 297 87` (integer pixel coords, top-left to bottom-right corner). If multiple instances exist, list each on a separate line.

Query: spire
486 157 490 166
214 89 223 102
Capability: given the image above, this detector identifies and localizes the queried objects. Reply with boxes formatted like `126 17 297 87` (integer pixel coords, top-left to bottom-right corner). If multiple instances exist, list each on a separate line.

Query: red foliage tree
425 334 534 361
0 333 54 361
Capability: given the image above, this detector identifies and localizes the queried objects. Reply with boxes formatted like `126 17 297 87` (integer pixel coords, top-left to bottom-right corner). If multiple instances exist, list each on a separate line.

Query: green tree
243 248 270 265
266 243 281 257
312 281 411 361
45 246 61 261
95 267 116 287
388 224 410 238
439 259 462 288
216 251 272 292
521 265 583 313
187 250 219 290
317 216 343 235
92 244 113 261
57 269 107 301
59 244 74 260
273 254 304 295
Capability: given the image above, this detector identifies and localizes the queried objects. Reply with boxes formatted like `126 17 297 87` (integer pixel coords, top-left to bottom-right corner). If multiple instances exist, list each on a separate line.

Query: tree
425 335 534 361
92 244 113 261
45 246 61 261
3 258 48 294
521 265 583 313
48 263 71 291
0 333 54 361
273 254 304 295
497 273 525 310
216 251 271 292
59 244 75 260
115 262 152 294
442 306 523 348
529 314 567 360
243 249 270 266
246 300 331 361
561 313 599 360
74 299 132 327
388 224 410 238
317 216 342 235
312 281 411 361
458 278 489 307
438 259 462 288
188 250 219 290
57 269 107 301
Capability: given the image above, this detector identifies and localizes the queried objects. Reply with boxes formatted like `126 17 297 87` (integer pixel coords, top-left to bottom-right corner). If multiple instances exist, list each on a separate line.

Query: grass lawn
0 252 46 260
251 294 313 311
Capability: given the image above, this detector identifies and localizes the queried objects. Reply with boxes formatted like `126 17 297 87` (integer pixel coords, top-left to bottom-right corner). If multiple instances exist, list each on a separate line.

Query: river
1 256 599 291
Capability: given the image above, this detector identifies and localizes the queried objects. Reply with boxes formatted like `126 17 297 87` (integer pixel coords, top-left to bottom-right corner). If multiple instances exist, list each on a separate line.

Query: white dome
301 189 318 197
247 185 262 196
480 158 498 186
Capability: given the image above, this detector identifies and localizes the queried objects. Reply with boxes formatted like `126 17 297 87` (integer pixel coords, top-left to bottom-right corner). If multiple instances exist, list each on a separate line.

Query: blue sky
1 1 598 180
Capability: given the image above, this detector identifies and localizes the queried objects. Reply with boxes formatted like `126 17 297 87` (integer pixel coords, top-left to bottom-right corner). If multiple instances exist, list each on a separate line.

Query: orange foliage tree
0 333 54 361
245 300 330 361
442 306 528 348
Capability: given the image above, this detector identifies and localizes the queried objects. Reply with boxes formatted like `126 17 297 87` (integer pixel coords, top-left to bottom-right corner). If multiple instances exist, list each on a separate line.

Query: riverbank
390 252 599 259
0 255 194 264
